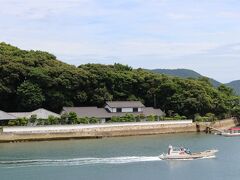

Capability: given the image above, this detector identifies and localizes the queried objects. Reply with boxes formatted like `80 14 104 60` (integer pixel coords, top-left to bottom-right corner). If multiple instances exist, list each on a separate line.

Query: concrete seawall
0 118 238 142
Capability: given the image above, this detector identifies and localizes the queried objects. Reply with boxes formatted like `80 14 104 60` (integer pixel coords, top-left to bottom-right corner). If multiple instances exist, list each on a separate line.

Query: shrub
146 115 155 121
124 114 135 122
68 112 78 124
37 118 45 125
135 115 141 122
8 120 18 126
48 115 59 125
89 117 99 124
18 118 28 126
78 117 89 124
194 114 204 122
139 114 145 120
60 113 68 124
194 113 217 122
205 113 217 122
109 116 119 122
29 114 37 124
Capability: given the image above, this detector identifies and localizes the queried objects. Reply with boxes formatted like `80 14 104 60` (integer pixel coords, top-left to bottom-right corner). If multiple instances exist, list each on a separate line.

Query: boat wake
0 156 161 168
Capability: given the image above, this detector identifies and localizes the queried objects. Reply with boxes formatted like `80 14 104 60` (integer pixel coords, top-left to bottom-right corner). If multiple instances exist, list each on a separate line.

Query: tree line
0 42 240 119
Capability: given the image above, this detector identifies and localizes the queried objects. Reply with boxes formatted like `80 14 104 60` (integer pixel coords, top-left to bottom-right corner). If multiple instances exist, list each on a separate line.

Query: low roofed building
0 110 17 125
0 110 16 120
9 108 60 119
62 101 165 123
0 108 60 126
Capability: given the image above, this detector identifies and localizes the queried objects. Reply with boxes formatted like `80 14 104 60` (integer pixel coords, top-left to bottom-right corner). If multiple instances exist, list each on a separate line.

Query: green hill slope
0 42 239 118
226 80 240 95
152 69 202 78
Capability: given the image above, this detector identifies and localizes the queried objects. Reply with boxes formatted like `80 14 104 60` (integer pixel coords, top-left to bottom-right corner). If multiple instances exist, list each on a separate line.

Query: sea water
0 133 239 180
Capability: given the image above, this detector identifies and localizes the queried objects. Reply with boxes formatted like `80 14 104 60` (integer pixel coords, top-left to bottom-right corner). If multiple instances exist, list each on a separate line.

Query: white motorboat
159 145 218 160
221 127 240 137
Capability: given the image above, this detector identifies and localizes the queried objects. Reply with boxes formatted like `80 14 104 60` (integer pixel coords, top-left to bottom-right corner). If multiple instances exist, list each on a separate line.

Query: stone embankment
0 118 238 142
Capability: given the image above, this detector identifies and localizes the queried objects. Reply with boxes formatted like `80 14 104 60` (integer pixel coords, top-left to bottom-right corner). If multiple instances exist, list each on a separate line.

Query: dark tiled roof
0 110 16 121
62 107 164 118
62 107 112 118
105 101 145 108
143 107 165 116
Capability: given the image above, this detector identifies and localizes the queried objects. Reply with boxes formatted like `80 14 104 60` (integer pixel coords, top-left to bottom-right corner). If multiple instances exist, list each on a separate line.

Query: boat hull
221 133 240 137
159 150 218 160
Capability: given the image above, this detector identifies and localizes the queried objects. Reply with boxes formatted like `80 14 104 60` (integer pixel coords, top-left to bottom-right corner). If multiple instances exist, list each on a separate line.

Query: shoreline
0 118 238 143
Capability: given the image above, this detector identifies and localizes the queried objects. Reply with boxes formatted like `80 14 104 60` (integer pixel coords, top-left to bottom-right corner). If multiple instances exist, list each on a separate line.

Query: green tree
17 81 45 111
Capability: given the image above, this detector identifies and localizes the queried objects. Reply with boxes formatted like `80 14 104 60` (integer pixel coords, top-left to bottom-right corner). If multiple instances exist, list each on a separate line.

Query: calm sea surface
0 133 240 180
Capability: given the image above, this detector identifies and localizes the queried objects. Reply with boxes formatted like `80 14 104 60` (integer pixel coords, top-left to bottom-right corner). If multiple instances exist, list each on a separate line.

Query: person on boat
179 147 185 154
185 148 191 154
168 145 173 155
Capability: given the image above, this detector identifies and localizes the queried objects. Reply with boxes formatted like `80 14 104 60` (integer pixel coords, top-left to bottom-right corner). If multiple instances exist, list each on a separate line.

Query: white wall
121 108 133 113
105 106 143 113
3 120 193 134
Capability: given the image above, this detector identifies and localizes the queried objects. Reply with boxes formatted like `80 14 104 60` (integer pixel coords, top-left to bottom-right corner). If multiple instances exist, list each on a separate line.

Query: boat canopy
228 127 240 131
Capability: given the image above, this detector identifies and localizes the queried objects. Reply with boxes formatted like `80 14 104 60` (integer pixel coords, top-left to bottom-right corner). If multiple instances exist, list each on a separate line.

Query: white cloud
167 13 192 20
0 0 240 82
0 0 96 20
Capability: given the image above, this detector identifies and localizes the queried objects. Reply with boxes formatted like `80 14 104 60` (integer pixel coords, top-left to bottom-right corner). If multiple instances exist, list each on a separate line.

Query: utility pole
154 94 157 108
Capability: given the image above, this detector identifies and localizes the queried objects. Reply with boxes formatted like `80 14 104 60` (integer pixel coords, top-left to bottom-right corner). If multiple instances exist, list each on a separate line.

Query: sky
0 0 240 83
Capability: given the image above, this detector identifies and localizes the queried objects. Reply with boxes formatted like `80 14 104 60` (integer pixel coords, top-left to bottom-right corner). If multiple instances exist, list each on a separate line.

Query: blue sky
0 0 240 83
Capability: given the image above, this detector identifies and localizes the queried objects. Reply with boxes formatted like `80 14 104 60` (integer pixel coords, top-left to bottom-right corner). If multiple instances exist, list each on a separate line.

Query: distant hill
152 69 202 78
151 69 222 87
226 80 240 95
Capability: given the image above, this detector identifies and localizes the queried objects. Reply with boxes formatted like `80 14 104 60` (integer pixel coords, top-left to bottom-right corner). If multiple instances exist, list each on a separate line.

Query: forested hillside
151 69 221 87
226 80 240 95
0 42 240 119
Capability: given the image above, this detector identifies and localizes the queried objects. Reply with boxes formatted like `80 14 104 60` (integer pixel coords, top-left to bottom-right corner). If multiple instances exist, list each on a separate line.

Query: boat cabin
227 127 240 134
168 145 191 155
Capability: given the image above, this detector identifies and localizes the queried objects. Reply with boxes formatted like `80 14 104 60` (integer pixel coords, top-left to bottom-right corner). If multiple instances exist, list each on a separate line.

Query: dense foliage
1 42 240 119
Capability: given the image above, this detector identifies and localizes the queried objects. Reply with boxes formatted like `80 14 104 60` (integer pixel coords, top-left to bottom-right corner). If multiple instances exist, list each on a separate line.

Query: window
116 108 122 112
133 108 138 112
